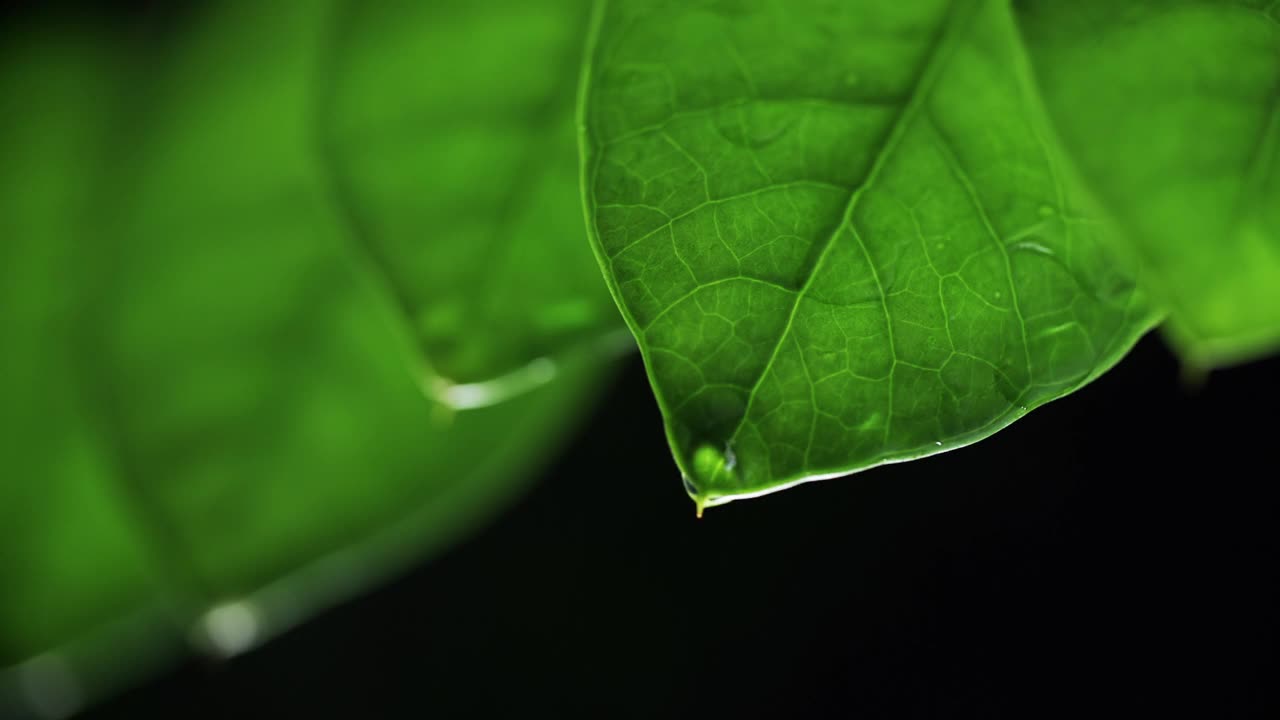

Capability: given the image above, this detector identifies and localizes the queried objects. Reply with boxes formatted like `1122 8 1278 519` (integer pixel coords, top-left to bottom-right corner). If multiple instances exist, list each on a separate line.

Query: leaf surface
1015 0 1280 366
582 0 1157 508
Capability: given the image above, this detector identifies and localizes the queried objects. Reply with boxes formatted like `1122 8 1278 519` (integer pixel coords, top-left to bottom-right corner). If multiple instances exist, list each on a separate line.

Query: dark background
82 335 1277 718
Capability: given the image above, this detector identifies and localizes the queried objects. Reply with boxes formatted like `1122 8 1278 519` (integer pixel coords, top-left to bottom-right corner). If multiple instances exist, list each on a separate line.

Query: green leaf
0 0 613 711
1015 0 1280 367
581 0 1157 509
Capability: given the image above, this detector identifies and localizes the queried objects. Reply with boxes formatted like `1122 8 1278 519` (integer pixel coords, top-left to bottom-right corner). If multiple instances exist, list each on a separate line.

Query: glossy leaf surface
581 0 1157 508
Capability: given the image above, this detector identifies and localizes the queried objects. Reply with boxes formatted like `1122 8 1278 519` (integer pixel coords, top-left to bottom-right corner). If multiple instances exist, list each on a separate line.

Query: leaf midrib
724 0 979 455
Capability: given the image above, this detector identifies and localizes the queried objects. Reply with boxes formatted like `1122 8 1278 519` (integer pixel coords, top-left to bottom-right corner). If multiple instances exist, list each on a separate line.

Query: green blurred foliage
1017 0 1280 366
0 0 614 714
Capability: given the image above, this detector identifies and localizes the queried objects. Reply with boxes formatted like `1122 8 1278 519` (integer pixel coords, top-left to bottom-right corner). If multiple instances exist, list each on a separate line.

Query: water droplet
1011 240 1055 257
994 291 1003 299
1038 204 1057 218
934 441 942 446
1036 321 1077 340
690 442 738 488
197 600 262 658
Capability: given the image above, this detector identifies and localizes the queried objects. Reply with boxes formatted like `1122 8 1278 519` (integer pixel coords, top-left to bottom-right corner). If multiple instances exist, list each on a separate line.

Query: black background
84 335 1277 718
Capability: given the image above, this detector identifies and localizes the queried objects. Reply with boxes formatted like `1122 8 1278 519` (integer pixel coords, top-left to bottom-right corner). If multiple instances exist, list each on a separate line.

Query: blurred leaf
0 0 612 713
326 2 618 383
581 0 1156 508
1015 0 1280 366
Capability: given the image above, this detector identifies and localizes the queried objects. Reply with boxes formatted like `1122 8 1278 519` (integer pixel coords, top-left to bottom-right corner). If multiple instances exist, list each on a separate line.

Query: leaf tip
682 472 711 518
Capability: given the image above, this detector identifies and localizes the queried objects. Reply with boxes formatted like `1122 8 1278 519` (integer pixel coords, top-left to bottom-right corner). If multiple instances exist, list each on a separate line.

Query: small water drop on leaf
688 442 739 501
196 600 263 658
1011 239 1055 257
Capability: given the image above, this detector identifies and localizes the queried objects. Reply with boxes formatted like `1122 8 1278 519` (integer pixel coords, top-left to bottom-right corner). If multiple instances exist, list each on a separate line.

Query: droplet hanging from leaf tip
689 442 739 490
681 442 739 515
682 473 709 518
